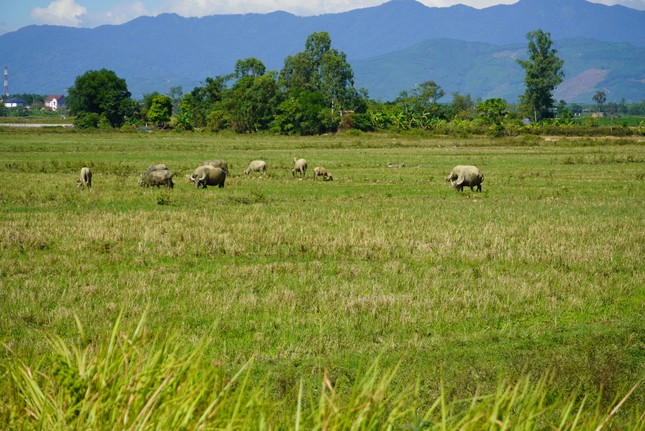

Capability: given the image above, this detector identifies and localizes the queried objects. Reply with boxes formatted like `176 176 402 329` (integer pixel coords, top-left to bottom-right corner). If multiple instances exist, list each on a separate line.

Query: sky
1 0 644 35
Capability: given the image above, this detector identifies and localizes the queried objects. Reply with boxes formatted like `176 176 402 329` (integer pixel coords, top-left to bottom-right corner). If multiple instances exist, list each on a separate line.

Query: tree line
20 30 645 135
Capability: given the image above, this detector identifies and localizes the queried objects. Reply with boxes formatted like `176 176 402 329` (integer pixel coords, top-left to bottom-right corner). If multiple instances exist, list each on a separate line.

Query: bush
98 114 113 129
348 113 375 132
207 110 230 132
73 112 100 129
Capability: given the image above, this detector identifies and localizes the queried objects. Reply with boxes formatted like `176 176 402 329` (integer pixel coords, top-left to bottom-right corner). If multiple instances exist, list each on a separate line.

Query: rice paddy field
0 129 644 429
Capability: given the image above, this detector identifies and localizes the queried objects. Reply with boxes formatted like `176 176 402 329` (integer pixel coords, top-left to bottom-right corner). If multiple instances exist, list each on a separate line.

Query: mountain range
0 0 643 103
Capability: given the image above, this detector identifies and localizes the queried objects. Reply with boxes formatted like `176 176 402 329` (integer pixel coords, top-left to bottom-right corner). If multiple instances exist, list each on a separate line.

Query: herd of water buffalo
76 158 483 192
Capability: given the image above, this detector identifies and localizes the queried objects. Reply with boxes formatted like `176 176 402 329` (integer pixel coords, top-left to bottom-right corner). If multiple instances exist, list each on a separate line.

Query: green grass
1 130 644 428
0 113 72 124
586 116 645 127
4 314 644 429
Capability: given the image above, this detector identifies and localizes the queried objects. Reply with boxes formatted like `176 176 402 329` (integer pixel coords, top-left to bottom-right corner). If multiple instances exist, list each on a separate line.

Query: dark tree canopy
67 68 133 127
172 32 370 134
477 98 508 125
229 59 281 133
272 32 364 134
235 58 267 78
517 29 564 122
279 32 359 113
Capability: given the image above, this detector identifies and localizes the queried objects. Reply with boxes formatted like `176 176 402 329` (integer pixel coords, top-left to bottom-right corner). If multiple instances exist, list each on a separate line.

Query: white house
44 95 65 111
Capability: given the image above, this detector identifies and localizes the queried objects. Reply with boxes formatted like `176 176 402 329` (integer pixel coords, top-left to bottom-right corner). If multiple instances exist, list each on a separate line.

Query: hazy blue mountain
353 38 645 102
0 0 643 102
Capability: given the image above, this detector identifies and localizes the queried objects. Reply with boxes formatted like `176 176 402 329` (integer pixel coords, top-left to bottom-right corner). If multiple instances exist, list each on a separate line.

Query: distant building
3 97 27 108
44 95 65 111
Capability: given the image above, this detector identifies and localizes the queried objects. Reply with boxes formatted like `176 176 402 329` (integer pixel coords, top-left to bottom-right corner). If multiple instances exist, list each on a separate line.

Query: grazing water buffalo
189 165 226 188
203 159 229 176
446 165 483 192
77 167 92 189
292 157 308 177
145 163 169 174
313 166 333 181
140 168 174 188
244 160 267 175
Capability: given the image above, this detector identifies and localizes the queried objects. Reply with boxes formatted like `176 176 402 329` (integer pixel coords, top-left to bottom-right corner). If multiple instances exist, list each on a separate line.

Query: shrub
73 112 100 129
348 113 375 132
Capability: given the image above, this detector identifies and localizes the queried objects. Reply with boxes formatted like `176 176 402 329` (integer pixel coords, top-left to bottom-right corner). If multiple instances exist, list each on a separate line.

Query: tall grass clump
2 315 643 430
3 313 271 430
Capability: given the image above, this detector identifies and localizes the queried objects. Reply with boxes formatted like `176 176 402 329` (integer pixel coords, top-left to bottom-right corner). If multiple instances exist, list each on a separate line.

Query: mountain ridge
1 0 643 102
352 37 645 102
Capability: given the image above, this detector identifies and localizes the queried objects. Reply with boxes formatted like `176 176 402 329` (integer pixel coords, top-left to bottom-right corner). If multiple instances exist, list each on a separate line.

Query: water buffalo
446 165 483 192
145 163 169 174
203 159 229 176
77 167 92 189
189 165 226 189
244 160 267 175
140 168 174 188
313 166 333 181
292 157 308 177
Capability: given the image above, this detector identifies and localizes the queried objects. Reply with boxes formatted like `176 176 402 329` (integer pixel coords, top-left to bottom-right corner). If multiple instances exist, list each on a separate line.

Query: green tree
234 58 267 78
142 91 161 119
517 30 564 122
74 112 100 129
450 92 475 119
120 98 140 126
477 98 508 136
274 91 338 135
477 98 507 124
279 32 359 117
592 90 606 113
67 69 132 127
147 94 173 128
228 59 281 133
278 32 331 94
280 52 316 93
181 75 231 128
410 80 445 114
391 81 445 129
321 49 356 114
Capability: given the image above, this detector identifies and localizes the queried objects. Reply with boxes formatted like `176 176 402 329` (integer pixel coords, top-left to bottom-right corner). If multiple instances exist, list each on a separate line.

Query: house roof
5 98 27 104
45 95 64 102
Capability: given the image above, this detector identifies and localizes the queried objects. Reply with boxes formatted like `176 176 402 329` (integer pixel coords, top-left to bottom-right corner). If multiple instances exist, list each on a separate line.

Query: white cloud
156 0 645 15
159 0 385 17
83 2 150 27
587 0 645 9
31 0 87 27
152 0 541 17
424 0 517 7
157 0 524 17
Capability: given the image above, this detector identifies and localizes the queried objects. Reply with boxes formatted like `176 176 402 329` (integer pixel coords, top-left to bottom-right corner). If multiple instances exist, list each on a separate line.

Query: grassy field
0 129 644 428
